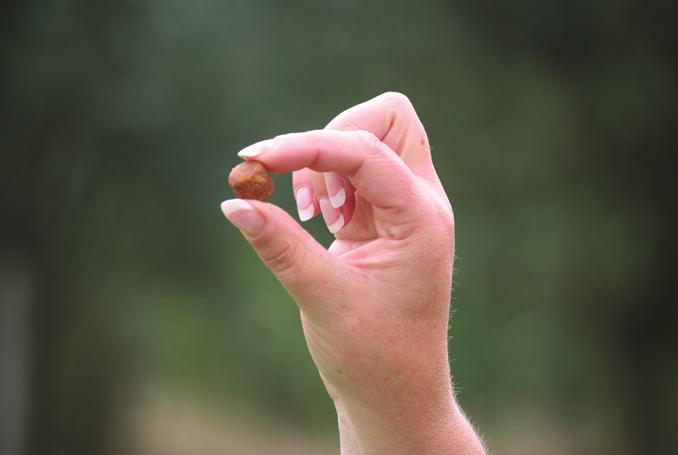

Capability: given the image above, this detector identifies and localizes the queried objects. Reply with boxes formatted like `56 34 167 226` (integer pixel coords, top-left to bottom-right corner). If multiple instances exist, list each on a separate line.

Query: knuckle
355 129 381 146
260 241 299 275
270 134 284 154
430 200 455 238
399 180 425 206
382 91 411 105
412 190 454 238
308 131 330 165
381 91 414 113
355 130 386 156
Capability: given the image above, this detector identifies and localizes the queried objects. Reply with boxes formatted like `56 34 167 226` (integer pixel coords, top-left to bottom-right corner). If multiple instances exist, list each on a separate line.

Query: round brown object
228 160 275 201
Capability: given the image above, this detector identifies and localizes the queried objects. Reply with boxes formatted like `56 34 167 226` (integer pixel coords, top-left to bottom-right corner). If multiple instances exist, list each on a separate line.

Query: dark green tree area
1 1 676 454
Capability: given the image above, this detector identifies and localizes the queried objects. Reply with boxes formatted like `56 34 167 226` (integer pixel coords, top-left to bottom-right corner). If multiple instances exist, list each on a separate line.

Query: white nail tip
329 188 346 208
221 199 254 217
327 215 345 234
237 139 271 157
237 146 261 158
298 205 315 222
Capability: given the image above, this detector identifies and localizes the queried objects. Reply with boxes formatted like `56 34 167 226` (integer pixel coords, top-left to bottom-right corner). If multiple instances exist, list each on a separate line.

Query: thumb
220 199 337 306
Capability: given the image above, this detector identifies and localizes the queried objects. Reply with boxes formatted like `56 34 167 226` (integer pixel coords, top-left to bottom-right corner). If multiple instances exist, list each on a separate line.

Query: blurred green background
1 1 676 454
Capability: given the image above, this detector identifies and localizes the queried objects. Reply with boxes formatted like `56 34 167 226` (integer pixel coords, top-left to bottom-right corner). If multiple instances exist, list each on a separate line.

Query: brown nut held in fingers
229 160 275 201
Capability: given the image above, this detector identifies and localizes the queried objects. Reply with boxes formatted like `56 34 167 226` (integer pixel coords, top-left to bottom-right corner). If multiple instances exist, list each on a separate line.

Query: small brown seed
228 161 275 201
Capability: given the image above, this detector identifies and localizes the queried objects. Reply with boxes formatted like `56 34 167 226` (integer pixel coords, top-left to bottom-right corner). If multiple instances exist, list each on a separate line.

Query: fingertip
295 186 317 222
237 139 273 158
323 172 347 208
319 197 345 234
298 204 315 222
327 214 345 234
220 199 265 236
220 198 253 218
329 187 346 209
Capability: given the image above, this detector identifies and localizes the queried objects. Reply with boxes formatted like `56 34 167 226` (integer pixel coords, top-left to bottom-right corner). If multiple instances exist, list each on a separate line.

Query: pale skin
221 92 486 454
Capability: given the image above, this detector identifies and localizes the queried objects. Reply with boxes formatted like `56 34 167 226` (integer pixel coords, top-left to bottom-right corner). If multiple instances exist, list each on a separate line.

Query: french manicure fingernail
237 139 272 158
319 197 344 234
295 187 315 222
220 199 265 236
324 172 346 208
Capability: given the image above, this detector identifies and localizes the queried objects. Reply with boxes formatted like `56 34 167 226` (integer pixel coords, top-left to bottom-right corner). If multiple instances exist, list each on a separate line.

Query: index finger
238 129 424 223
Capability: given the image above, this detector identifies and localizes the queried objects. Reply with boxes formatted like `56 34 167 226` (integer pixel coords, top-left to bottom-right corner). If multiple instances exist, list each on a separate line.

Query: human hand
221 92 485 454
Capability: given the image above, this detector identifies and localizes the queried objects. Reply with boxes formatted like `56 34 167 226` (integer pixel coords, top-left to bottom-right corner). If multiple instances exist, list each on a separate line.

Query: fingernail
319 197 344 234
237 139 272 158
324 172 346 208
295 187 315 222
220 199 265 236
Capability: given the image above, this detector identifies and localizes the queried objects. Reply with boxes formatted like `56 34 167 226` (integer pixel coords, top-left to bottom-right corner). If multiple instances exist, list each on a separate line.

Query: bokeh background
2 1 676 454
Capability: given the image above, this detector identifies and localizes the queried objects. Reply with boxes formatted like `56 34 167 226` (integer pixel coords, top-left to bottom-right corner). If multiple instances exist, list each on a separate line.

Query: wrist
333 376 485 455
